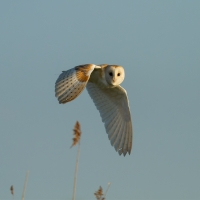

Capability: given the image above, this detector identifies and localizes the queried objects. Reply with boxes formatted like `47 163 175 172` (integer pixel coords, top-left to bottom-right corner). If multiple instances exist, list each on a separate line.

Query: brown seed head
10 185 14 195
71 121 81 148
94 186 105 200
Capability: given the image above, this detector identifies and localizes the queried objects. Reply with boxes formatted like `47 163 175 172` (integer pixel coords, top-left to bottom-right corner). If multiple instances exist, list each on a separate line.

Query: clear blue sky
1 1 200 199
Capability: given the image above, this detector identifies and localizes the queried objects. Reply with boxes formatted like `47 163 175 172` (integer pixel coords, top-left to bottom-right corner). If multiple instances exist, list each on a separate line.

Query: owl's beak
112 78 116 82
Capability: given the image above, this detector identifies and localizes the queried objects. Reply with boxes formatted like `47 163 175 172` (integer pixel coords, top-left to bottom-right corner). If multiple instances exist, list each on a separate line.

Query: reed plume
10 185 14 199
94 183 111 200
71 121 82 200
71 121 81 148
94 186 105 200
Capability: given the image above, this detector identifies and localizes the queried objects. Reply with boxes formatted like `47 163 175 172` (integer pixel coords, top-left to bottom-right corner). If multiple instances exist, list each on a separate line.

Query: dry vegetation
94 186 105 200
71 121 81 148
10 121 110 200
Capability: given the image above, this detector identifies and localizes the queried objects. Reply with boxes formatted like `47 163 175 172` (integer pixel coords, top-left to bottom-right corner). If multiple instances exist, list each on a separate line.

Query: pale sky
1 1 200 199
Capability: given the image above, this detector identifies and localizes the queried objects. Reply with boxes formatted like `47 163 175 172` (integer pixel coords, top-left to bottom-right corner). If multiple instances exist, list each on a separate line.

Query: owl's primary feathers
55 64 133 156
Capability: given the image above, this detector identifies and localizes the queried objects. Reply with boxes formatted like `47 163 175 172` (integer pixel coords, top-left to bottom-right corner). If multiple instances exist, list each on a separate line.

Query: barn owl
55 64 133 156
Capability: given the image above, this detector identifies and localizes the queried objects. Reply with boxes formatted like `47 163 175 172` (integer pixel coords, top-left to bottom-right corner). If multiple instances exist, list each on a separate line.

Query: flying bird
55 64 133 156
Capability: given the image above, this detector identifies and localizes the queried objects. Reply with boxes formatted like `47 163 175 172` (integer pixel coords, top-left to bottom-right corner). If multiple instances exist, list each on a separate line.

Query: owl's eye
117 73 120 76
109 72 113 76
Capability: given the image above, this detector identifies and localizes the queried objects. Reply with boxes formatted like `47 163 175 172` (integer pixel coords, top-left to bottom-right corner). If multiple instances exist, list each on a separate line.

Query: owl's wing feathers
86 82 132 156
55 64 97 104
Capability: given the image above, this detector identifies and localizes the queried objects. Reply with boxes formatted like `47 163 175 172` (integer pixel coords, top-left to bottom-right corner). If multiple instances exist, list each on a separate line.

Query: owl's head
105 65 125 86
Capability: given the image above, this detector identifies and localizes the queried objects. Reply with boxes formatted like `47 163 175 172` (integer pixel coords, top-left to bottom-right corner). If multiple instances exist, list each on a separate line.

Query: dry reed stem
104 182 111 199
71 121 82 200
22 170 29 200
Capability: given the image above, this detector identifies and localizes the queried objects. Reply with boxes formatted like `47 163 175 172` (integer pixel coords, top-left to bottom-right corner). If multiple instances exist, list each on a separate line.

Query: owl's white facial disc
105 65 125 86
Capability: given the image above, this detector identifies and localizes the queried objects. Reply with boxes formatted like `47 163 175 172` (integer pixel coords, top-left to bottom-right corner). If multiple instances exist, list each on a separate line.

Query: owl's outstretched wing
86 83 133 156
55 64 97 104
